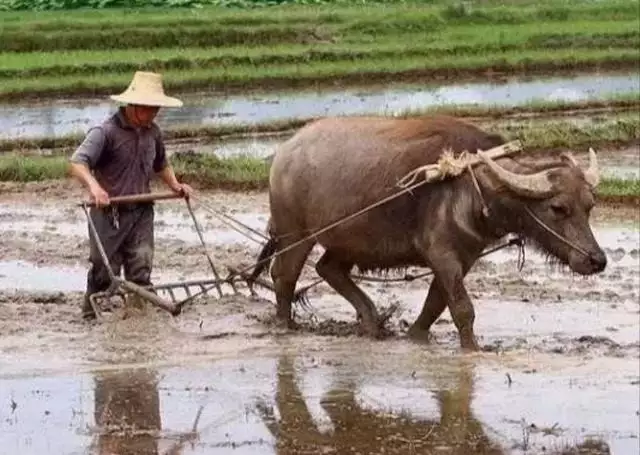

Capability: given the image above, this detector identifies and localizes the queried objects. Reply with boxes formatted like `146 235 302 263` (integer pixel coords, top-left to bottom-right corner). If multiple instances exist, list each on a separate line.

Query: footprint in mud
244 302 405 340
605 247 626 263
545 334 639 358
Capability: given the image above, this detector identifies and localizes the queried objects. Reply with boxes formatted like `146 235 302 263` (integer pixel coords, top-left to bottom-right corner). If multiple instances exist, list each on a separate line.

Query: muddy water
0 192 638 455
0 346 636 455
0 260 86 292
1 71 638 139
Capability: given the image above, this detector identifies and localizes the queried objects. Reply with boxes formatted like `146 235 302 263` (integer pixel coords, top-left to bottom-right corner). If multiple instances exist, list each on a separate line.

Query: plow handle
79 191 185 207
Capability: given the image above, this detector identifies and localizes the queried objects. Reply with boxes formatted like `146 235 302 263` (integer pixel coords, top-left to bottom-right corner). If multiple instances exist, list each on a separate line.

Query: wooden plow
79 191 265 320
79 140 526 321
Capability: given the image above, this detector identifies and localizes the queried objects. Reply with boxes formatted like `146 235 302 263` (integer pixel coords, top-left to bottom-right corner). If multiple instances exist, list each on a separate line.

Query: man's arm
69 127 110 206
153 132 193 197
157 164 182 192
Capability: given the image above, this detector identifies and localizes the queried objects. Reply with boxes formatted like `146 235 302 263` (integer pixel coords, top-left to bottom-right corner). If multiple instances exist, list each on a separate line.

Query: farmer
68 71 193 320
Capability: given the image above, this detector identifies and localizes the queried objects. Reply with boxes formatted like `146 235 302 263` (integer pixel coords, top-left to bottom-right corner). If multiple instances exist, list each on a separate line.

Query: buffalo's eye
551 202 570 218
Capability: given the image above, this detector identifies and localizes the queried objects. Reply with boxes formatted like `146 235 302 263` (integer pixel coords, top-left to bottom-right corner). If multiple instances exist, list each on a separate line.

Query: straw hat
110 71 183 108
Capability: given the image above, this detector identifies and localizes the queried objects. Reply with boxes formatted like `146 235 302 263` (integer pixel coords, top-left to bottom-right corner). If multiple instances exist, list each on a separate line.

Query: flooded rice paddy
0 71 638 140
0 186 638 455
1 67 639 454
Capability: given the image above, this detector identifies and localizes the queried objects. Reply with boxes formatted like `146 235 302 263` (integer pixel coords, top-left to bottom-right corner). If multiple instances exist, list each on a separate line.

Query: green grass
2 12 638 52
0 1 638 99
598 178 640 198
0 112 638 185
2 0 636 26
0 153 271 189
1 153 637 207
488 114 640 151
1 96 638 154
2 48 638 102
3 20 637 78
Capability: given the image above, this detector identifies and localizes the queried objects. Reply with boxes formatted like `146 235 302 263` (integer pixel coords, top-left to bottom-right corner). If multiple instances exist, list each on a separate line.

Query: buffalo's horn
477 150 555 198
583 147 600 188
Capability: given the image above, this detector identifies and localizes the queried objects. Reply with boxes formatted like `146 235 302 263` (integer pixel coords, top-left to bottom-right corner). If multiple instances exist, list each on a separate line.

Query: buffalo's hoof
460 336 480 352
407 325 433 344
275 317 298 331
358 321 383 339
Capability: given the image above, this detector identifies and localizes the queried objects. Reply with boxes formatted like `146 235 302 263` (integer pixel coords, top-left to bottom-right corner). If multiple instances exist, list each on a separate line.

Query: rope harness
191 142 525 286
524 206 591 258
183 140 588 303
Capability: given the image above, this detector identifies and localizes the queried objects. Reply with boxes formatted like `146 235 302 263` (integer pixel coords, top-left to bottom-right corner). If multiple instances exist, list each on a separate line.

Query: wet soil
0 187 637 455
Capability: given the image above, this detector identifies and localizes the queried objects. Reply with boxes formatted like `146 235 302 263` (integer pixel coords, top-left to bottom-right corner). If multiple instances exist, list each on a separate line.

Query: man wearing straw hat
69 71 193 320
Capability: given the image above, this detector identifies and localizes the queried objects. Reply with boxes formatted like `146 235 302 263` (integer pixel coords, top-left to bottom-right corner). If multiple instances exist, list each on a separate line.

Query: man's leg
122 205 155 309
83 207 125 320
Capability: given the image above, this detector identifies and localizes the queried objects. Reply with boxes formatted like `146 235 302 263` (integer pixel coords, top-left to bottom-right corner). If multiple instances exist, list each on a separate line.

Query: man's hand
171 182 194 198
157 165 194 199
89 183 110 207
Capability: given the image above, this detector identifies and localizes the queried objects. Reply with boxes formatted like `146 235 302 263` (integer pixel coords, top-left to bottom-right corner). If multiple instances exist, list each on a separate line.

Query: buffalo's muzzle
588 250 607 273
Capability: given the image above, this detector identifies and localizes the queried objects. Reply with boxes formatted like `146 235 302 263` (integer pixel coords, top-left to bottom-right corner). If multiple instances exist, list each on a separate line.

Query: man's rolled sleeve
70 126 106 169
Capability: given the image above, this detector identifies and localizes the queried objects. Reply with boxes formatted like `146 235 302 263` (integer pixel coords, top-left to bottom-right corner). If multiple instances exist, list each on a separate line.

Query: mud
0 188 638 455
0 71 637 139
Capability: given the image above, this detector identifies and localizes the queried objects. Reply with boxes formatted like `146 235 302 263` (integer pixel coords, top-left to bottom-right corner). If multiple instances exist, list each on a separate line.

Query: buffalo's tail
246 219 278 289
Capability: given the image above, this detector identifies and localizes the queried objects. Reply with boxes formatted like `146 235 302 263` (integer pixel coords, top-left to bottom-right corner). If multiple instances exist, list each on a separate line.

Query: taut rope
202 141 524 284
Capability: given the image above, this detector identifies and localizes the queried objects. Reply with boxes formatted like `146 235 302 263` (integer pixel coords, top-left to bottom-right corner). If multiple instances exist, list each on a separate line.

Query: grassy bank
0 0 638 99
1 96 638 154
2 49 638 102
1 152 637 207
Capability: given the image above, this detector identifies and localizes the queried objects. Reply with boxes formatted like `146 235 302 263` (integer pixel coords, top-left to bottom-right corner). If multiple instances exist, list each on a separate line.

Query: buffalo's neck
416 179 496 262
482 189 531 241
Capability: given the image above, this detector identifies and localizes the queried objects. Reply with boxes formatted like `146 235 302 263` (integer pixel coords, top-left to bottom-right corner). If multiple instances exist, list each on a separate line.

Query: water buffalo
249 115 606 350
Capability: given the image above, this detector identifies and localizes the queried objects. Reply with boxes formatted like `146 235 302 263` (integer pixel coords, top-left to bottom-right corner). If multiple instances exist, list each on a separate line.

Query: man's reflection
92 367 162 455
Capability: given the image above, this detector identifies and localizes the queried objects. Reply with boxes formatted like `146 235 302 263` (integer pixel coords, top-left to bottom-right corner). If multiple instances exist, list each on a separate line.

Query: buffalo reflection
256 355 503 454
257 355 611 455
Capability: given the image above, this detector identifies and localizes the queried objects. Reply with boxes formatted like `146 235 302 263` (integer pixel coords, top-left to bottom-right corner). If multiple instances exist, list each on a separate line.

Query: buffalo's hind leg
270 239 314 329
315 251 382 338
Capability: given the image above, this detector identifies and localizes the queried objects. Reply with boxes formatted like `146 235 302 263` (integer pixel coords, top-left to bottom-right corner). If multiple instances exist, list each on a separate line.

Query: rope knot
396 148 473 189
436 149 471 178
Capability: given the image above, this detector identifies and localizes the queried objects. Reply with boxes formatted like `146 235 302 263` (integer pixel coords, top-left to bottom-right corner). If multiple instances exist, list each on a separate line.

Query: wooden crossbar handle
79 191 184 207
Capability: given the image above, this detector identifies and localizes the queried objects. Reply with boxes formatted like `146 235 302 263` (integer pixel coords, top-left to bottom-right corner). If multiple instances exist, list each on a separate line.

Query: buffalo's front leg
315 251 382 338
417 249 481 351
442 275 479 352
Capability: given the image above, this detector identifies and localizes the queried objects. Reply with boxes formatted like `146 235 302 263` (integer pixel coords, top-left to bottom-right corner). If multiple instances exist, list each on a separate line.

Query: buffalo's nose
589 251 607 272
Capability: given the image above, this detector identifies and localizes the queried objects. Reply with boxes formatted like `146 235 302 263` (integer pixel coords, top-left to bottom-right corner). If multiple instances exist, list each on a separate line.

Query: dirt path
0 187 638 455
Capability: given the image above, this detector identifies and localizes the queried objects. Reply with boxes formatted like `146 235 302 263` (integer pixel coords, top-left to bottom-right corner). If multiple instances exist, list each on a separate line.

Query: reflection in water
257 355 504 454
0 351 619 454
256 354 613 455
88 366 204 455
91 368 162 455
